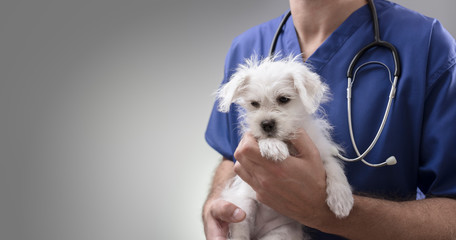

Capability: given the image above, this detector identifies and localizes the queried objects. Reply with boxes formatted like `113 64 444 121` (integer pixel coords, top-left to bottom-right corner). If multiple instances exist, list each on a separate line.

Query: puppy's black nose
261 120 276 133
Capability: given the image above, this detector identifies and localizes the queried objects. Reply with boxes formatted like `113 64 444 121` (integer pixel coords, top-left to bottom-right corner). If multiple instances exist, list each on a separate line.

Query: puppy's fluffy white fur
217 55 353 240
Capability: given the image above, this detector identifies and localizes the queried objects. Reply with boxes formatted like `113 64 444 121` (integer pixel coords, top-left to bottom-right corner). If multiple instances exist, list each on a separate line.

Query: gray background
1 1 454 240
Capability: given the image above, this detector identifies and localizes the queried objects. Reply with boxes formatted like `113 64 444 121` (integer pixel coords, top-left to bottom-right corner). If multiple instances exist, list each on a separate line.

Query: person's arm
323 195 456 240
202 158 246 240
234 131 456 240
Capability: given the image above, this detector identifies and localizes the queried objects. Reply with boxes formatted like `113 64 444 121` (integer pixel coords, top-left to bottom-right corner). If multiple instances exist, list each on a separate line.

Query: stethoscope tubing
347 40 401 79
268 10 292 57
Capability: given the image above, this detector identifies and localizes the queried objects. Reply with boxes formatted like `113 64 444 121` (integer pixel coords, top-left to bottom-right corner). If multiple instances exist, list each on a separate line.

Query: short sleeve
418 21 456 198
205 102 243 161
204 41 245 161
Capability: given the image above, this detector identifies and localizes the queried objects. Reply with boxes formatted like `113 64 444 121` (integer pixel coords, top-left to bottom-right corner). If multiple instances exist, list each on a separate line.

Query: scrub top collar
278 1 379 73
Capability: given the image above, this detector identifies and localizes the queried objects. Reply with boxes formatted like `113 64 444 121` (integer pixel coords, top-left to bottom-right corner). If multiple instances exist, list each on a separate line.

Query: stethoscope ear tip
386 156 397 165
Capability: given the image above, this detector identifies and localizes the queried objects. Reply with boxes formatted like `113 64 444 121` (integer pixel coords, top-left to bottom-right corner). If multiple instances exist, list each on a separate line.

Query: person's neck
290 0 367 60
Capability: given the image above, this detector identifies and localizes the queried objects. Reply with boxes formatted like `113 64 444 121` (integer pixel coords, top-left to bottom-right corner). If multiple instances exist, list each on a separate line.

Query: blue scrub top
205 1 456 238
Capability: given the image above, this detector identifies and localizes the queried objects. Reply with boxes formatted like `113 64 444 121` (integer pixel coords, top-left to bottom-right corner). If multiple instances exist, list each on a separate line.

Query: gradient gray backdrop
1 1 455 240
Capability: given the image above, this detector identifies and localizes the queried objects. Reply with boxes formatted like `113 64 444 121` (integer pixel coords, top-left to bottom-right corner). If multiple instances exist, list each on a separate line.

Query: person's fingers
233 133 264 188
210 199 246 223
233 160 259 190
204 214 229 240
234 132 262 166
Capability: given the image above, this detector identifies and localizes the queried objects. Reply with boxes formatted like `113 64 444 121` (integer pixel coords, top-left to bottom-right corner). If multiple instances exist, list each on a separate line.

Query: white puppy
216 55 354 240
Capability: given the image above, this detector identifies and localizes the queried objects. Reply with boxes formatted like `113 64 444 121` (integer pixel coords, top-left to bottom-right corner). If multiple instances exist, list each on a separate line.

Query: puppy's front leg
322 156 354 218
258 138 289 162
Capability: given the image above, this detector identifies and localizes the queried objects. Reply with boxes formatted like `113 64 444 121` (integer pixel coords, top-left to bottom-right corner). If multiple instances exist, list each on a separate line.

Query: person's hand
203 198 246 240
233 130 333 229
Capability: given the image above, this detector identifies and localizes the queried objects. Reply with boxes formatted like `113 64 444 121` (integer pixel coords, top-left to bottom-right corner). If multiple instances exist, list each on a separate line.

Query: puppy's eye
251 101 260 108
277 96 290 104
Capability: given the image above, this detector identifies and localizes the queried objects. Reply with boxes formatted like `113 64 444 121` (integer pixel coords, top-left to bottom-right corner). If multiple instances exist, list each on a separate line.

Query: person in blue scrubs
202 0 456 239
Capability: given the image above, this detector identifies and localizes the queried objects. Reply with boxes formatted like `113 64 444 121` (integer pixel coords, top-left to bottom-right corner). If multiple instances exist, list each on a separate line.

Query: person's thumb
211 199 246 223
289 129 318 158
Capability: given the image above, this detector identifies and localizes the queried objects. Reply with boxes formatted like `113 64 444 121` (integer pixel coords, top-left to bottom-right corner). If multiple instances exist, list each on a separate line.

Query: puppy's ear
292 65 328 114
216 70 250 112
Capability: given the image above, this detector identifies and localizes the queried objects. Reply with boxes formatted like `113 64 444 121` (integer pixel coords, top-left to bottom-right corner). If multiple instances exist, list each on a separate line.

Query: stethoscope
270 0 400 167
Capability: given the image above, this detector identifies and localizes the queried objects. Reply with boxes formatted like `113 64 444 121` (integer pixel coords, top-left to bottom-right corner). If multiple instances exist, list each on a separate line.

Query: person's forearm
319 195 456 240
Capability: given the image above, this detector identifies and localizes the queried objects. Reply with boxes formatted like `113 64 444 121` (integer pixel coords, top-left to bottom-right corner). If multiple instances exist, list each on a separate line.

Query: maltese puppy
216 55 353 240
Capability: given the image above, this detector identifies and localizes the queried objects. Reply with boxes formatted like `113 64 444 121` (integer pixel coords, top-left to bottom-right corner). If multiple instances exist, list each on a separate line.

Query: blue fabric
205 1 456 238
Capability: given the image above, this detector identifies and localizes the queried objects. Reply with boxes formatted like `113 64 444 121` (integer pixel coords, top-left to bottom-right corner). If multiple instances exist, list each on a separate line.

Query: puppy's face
239 72 304 140
217 56 328 140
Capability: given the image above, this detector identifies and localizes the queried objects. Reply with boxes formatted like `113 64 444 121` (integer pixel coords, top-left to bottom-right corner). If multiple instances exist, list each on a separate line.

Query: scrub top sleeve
205 41 244 162
418 21 456 197
418 65 456 198
205 102 240 161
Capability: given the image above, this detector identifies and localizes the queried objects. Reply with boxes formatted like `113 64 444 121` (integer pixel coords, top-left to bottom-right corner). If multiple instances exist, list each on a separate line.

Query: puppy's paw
326 182 354 218
258 139 289 162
